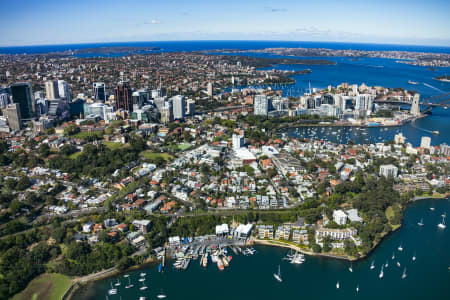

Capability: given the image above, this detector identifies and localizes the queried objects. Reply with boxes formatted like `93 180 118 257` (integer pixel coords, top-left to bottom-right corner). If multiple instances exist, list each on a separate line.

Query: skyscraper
45 80 59 100
232 133 244 151
10 82 34 119
207 82 213 97
254 95 269 116
186 99 195 116
160 102 173 124
0 92 9 109
93 82 106 102
114 81 133 112
4 103 22 131
172 95 186 120
420 136 431 149
58 80 72 101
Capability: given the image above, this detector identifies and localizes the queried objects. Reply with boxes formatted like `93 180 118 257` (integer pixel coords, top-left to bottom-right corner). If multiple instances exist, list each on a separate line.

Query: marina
72 198 449 300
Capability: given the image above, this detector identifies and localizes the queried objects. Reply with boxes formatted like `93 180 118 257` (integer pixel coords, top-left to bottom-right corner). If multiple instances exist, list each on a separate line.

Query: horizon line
1 39 450 49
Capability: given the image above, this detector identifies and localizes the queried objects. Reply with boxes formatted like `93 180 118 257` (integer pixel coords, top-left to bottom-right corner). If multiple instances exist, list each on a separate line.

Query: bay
73 198 450 300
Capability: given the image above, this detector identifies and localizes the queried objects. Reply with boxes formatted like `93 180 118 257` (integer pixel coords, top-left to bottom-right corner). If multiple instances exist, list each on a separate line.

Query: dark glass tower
10 82 34 119
114 81 132 112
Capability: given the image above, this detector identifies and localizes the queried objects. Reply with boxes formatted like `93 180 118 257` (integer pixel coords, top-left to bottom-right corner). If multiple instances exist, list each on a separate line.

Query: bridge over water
374 92 450 113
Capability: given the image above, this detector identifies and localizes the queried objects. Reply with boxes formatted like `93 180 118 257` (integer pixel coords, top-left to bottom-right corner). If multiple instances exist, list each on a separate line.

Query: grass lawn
72 131 103 139
177 143 192 151
140 151 173 161
12 273 73 300
104 141 127 150
69 152 82 159
385 206 401 230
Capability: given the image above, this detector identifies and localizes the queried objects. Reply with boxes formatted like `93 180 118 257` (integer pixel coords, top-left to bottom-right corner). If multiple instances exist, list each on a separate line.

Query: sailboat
392 252 395 260
356 284 359 292
402 267 407 279
157 289 167 299
370 260 375 270
125 277 134 289
418 218 424 226
114 278 121 286
349 263 353 273
108 282 117 295
438 215 446 229
140 280 148 291
412 253 417 261
398 243 403 252
273 265 282 282
336 281 340 289
379 265 384 279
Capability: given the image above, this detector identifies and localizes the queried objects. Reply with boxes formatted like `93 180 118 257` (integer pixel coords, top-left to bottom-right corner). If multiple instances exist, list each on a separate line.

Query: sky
1 0 450 47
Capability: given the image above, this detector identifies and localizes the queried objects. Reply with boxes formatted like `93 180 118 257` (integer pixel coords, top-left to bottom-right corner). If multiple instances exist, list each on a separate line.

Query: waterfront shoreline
66 194 448 300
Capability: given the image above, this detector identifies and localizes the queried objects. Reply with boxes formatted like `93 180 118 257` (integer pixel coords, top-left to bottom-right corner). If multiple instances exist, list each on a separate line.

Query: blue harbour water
4 41 448 299
73 198 450 300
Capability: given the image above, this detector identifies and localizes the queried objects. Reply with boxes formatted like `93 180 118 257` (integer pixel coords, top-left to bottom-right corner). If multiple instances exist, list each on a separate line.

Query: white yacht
349 263 353 273
417 218 424 226
398 243 403 252
157 289 167 299
385 260 389 268
402 267 407 279
108 282 117 295
379 265 384 279
370 260 375 270
125 277 134 289
356 284 359 292
336 281 340 289
273 265 282 282
438 215 446 229
140 280 148 291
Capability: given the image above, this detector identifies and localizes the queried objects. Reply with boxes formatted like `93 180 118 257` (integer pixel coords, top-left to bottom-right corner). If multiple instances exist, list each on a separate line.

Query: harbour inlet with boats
72 197 449 300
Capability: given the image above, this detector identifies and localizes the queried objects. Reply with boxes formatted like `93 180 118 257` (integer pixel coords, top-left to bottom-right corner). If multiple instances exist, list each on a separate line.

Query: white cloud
143 20 161 25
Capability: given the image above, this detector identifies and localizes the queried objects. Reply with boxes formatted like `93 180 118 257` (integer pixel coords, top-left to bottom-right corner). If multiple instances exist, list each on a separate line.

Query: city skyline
1 0 450 47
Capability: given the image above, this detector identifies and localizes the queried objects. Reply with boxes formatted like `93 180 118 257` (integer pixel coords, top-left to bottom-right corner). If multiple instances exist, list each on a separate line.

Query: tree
311 243 322 253
64 124 80 136
60 144 77 156
16 176 32 191
39 143 51 157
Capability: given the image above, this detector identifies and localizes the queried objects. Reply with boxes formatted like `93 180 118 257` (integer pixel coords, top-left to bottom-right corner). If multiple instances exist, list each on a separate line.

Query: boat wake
422 82 446 94
410 122 434 134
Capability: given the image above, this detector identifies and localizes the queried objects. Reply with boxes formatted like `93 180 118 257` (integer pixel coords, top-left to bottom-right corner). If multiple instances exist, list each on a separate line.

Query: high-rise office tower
207 82 213 97
0 92 9 109
232 133 244 151
186 99 195 116
45 80 59 100
4 103 22 131
254 95 269 116
114 81 133 112
58 80 72 101
160 102 173 124
420 136 431 149
10 82 34 119
93 82 106 102
172 95 186 120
